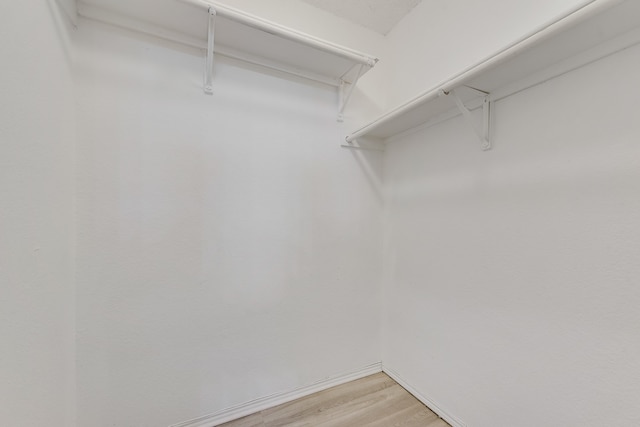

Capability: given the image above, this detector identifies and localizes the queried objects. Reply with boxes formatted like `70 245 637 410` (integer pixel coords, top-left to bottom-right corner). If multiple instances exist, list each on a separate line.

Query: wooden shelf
345 0 640 147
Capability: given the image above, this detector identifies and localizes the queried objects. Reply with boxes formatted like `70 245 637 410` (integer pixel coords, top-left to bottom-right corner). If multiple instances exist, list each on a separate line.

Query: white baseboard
170 362 383 427
382 365 467 427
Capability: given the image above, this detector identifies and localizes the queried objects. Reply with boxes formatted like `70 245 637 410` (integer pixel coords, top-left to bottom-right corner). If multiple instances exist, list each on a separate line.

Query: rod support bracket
450 89 492 151
203 6 217 95
337 63 368 121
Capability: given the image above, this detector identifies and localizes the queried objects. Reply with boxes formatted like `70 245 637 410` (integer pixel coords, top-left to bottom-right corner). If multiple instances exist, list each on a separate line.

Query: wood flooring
217 372 450 427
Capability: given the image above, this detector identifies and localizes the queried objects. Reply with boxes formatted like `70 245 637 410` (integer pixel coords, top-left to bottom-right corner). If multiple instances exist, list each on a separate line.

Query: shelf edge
345 0 623 143
178 0 379 68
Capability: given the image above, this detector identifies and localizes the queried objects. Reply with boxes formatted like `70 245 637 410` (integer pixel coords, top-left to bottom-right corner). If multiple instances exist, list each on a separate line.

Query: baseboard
170 362 383 427
382 365 467 427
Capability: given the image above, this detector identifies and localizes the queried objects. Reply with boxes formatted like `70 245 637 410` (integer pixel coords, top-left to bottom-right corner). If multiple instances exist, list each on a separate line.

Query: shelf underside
215 16 370 86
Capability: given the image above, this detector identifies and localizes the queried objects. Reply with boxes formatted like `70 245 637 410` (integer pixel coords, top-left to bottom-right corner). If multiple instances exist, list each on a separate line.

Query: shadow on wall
47 0 77 68
346 146 384 204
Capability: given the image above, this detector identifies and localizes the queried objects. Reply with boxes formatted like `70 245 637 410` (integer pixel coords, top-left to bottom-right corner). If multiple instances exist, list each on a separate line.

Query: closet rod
178 0 378 67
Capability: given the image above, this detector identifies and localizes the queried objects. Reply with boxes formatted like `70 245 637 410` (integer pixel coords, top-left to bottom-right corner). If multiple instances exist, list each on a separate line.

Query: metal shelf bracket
448 88 492 151
204 7 216 94
337 63 368 122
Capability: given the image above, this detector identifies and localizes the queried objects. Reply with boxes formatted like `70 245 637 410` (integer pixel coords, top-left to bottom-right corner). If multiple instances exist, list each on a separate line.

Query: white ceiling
300 0 422 35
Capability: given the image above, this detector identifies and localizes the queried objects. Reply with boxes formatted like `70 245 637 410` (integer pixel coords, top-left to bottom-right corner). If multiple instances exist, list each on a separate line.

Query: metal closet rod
345 0 621 143
178 0 378 67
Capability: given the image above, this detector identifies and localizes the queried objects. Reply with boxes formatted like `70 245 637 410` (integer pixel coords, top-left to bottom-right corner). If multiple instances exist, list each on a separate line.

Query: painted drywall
382 41 640 426
384 0 594 107
57 0 78 25
74 20 384 427
300 0 423 35
0 1 76 426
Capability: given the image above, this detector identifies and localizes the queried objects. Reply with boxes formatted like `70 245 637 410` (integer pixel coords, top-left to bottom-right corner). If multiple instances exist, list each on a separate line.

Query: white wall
0 1 77 426
74 20 384 427
58 0 78 25
384 0 592 107
383 38 640 427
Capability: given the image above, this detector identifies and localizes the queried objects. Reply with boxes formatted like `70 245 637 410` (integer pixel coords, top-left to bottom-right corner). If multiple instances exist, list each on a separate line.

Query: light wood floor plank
262 373 396 427
217 373 449 427
217 413 264 427
313 385 431 427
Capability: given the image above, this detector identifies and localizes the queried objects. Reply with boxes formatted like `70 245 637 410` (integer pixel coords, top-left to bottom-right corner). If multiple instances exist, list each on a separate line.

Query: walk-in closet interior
2 0 639 426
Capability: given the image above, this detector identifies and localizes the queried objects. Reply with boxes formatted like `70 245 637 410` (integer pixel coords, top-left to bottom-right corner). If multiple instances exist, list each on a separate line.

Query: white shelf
179 0 378 115
345 0 640 147
78 0 378 116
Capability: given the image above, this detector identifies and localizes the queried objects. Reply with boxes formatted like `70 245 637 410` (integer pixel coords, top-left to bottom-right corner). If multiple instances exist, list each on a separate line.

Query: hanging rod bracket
341 137 384 152
340 143 384 152
204 7 217 95
337 63 368 122
450 88 492 151
461 85 489 97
